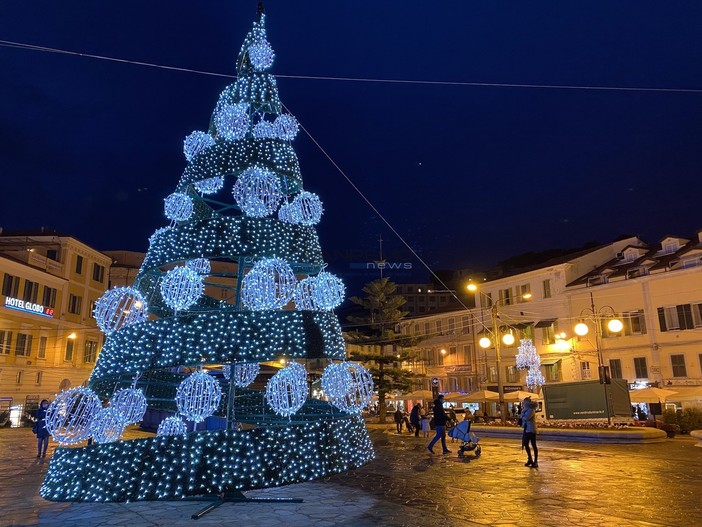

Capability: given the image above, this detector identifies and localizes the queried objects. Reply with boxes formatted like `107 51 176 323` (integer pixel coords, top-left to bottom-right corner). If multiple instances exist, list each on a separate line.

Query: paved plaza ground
1 424 700 527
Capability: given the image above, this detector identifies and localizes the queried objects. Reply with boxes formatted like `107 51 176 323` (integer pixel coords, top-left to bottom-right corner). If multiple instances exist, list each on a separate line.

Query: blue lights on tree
157 416 188 437
274 113 299 141
289 191 323 226
232 166 284 217
241 258 296 310
164 192 194 221
248 38 275 71
185 258 211 276
183 131 215 161
214 101 250 141
160 266 204 311
193 176 224 195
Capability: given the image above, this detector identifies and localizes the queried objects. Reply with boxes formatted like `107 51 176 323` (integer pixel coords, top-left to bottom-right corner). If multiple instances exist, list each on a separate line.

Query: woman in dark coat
427 394 450 454
35 399 50 458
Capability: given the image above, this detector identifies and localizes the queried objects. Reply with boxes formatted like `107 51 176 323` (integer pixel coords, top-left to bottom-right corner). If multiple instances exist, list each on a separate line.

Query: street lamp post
573 292 623 425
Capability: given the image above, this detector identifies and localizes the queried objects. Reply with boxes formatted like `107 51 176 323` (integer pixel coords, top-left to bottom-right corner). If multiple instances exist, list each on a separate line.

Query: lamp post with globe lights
573 292 623 424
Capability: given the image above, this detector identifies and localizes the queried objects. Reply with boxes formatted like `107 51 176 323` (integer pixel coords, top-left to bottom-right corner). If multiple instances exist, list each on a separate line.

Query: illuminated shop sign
3 297 54 318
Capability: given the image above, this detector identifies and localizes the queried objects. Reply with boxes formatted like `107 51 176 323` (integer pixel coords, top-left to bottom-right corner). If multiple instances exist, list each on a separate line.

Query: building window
691 303 702 328
16 371 23 385
543 362 561 382
506 366 519 383
542 279 551 299
634 357 648 379
488 366 497 383
46 249 58 261
75 255 84 274
461 316 470 334
448 318 455 333
15 333 32 357
580 361 592 380
92 263 105 283
65 340 75 362
42 286 57 308
68 294 82 315
23 280 39 303
517 284 531 302
38 336 47 359
424 322 431 336
658 304 695 331
620 310 646 336
2 273 20 297
671 355 687 377
436 320 442 335
499 288 512 305
0 330 12 355
609 358 623 379
542 322 557 345
462 344 471 363
84 340 98 363
485 292 493 308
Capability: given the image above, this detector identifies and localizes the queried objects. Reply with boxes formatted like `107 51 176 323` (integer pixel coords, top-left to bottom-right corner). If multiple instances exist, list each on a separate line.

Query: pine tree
41 6 374 503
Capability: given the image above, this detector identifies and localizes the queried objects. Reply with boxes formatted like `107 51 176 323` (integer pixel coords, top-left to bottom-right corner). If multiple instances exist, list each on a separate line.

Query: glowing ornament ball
311 271 345 310
288 191 323 226
183 131 215 161
194 176 224 195
265 362 308 417
185 258 211 276
232 167 283 218
322 362 373 414
253 120 276 139
241 258 296 310
93 287 148 335
277 202 295 223
248 38 275 71
157 416 188 437
90 407 127 444
230 362 260 388
175 370 222 423
274 114 299 141
215 102 250 141
109 387 147 425
164 192 194 222
293 277 316 310
160 266 204 311
45 387 102 445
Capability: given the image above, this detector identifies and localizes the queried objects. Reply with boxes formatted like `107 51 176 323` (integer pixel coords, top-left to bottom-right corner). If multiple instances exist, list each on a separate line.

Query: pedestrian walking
410 403 422 437
34 399 50 459
394 407 404 434
427 394 450 455
520 396 538 468
420 406 430 437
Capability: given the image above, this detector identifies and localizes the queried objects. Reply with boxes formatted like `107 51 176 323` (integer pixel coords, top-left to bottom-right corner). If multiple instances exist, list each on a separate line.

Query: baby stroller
447 420 481 458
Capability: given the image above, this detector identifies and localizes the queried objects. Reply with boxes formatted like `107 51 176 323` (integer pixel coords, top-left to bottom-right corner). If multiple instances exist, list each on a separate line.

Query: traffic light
598 365 611 384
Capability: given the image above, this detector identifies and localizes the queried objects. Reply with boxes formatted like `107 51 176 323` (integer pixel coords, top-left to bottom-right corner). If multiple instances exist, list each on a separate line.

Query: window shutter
639 310 647 334
657 307 667 332
681 304 694 330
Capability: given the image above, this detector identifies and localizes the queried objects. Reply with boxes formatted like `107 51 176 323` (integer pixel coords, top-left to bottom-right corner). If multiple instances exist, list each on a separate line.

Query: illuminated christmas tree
41 6 374 503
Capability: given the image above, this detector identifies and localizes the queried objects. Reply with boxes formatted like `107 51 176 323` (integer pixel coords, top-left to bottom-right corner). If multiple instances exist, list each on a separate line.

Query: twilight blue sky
1 2 701 292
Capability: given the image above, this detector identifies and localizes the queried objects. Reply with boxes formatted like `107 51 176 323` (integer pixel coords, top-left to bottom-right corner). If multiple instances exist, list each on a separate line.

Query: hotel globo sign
4 296 54 318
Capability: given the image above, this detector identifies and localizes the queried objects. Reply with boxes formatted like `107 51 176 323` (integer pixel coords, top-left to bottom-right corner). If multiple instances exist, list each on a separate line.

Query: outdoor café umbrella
403 390 435 400
628 387 678 404
444 392 478 403
461 390 500 403
503 390 540 402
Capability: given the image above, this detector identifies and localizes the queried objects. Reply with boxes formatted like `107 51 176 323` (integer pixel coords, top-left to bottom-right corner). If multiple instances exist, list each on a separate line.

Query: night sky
2 2 702 294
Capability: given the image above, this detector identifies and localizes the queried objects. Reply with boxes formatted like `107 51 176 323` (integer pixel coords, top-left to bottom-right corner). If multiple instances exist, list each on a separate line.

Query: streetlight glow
607 318 623 333
574 322 589 336
467 283 477 292
502 333 515 346
479 337 491 349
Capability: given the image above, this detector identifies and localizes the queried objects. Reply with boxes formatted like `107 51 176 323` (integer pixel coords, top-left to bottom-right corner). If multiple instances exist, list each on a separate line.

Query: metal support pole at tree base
188 491 303 520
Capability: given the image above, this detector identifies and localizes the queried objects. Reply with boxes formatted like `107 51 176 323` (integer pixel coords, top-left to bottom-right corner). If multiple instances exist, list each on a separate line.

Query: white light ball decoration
183 131 215 161
231 362 260 388
175 370 222 423
274 114 299 141
265 362 308 417
109 388 147 425
277 202 294 223
90 407 127 444
311 271 345 311
232 167 283 218
289 191 323 226
164 192 194 222
45 387 102 445
194 176 224 195
293 277 316 310
93 287 148 335
185 258 211 276
149 226 171 245
240 258 296 310
160 266 204 311
157 416 188 437
253 120 276 139
322 362 374 414
214 102 250 141
222 364 231 380
248 39 275 71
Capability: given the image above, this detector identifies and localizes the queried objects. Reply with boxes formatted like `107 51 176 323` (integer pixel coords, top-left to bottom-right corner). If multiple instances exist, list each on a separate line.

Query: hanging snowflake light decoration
289 191 323 226
293 276 316 310
311 271 345 310
240 258 296 310
248 39 275 71
183 131 215 161
45 387 102 445
515 339 540 370
194 176 224 195
93 287 148 335
90 407 127 444
175 370 222 423
230 362 260 388
185 258 211 276
164 192 194 222
157 416 188 437
265 362 308 417
274 114 299 141
109 387 147 425
253 120 276 139
160 266 204 311
214 102 250 141
232 167 283 218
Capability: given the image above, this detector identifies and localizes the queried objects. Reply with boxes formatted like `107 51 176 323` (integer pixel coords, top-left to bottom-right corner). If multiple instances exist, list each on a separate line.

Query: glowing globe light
149 226 171 245
253 120 276 139
265 362 308 417
277 202 295 223
293 277 316 310
45 387 102 445
160 266 204 311
164 192 194 222
502 333 515 346
240 258 296 310
311 271 345 310
248 38 275 71
214 102 250 141
230 362 260 388
194 176 224 195
232 167 283 218
608 318 624 333
185 258 211 276
479 337 492 349
274 114 299 141
289 191 323 226
109 387 147 425
574 322 589 336
90 407 127 444
175 370 222 423
93 287 148 335
183 131 215 161
157 416 188 437
322 362 373 414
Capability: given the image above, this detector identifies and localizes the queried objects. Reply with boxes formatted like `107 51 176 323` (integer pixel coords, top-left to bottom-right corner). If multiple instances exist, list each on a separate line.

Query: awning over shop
540 356 563 365
510 322 533 330
535 318 557 328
